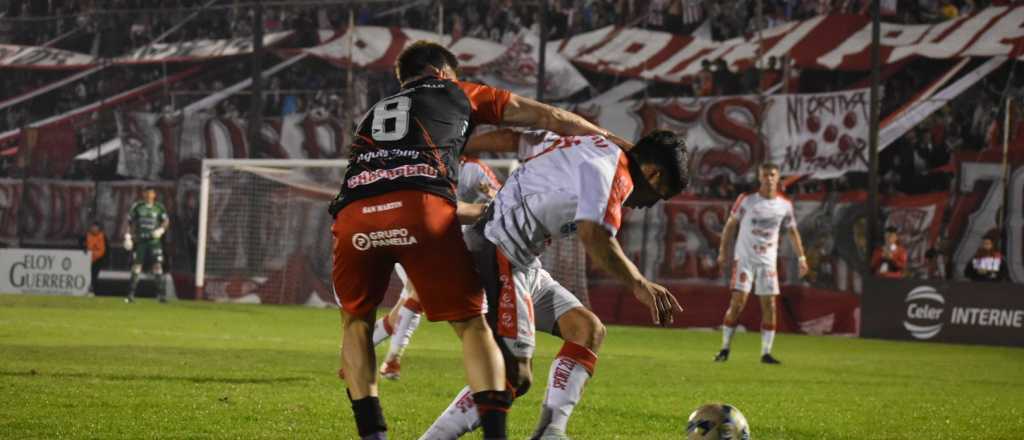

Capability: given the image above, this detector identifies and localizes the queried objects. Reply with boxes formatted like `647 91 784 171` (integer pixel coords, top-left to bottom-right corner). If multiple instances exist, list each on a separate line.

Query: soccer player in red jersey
328 41 629 440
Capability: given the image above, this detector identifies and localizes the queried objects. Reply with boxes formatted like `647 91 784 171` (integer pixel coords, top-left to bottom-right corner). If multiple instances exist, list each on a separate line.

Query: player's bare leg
716 290 749 362
759 296 780 364
450 315 511 440
531 307 604 440
341 309 387 439
126 264 143 303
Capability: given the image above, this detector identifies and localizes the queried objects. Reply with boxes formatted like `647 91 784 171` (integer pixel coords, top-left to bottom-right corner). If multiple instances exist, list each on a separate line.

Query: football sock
128 272 139 299
761 328 776 355
419 386 479 439
722 326 736 350
371 317 393 347
350 395 387 438
474 390 512 440
533 341 597 436
155 274 166 299
387 299 422 359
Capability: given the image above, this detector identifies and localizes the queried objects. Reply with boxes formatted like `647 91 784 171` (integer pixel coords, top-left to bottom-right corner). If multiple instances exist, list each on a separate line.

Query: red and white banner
304 27 590 100
116 31 293 64
0 44 96 69
117 111 351 179
576 88 870 179
555 6 1024 82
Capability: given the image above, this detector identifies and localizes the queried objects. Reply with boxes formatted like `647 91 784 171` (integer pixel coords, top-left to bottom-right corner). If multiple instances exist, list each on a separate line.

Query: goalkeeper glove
153 227 166 239
123 233 133 251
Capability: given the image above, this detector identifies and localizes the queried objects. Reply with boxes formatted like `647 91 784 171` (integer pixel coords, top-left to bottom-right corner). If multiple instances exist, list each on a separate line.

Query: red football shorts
331 190 485 322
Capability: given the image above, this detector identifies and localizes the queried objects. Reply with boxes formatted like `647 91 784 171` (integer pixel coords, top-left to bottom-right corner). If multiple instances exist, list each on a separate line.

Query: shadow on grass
0 369 311 385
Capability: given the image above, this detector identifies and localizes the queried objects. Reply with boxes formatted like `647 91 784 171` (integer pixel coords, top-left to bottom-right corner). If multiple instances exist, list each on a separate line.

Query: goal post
196 158 587 307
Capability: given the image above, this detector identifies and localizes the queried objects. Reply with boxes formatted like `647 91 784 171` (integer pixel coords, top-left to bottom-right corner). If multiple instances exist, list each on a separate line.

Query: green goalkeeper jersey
128 201 169 241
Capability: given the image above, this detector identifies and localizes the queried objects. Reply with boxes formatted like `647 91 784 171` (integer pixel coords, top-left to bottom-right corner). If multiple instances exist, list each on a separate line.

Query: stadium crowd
1 0 1020 285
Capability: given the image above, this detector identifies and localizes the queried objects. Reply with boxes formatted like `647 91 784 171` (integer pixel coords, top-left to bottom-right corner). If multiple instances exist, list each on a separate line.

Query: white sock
387 304 422 359
419 386 478 440
722 326 736 350
534 341 597 436
371 317 391 347
761 330 776 355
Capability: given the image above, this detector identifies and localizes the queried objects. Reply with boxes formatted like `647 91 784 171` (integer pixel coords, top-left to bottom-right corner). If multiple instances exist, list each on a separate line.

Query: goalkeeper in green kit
123 188 170 303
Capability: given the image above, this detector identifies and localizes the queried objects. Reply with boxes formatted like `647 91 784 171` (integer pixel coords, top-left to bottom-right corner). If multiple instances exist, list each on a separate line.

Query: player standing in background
715 163 808 364
370 157 501 381
420 129 689 440
328 41 631 440
123 188 170 304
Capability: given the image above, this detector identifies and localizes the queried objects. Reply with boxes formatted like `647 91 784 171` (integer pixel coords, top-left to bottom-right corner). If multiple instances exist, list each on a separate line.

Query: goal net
196 159 588 308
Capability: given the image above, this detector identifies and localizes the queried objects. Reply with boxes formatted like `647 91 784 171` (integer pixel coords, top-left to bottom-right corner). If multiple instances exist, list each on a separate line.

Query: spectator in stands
694 59 715 97
964 235 1008 282
920 248 947 280
83 221 107 296
871 226 908 279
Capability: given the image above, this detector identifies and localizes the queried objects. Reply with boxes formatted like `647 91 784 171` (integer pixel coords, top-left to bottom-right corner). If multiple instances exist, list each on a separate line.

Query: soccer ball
685 403 750 440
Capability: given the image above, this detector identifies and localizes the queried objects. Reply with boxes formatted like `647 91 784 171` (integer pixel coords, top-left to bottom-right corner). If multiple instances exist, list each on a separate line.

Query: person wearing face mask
419 128 690 440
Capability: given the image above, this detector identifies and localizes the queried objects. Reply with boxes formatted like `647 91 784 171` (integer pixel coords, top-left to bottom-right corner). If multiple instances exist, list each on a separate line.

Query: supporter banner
862 279 1024 347
0 44 96 69
476 31 591 100
606 191 947 293
304 27 590 100
116 32 293 64
579 89 869 178
117 111 350 179
554 6 1024 82
0 248 91 296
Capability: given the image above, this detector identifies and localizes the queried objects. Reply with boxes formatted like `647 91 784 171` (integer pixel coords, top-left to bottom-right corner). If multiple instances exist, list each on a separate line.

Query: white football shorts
730 258 780 296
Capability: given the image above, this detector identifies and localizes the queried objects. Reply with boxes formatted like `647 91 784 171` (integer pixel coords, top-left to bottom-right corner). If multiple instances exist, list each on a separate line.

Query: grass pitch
1 295 1023 439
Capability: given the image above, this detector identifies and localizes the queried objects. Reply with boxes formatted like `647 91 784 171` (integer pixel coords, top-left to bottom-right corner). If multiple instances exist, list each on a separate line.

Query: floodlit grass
1 295 1023 439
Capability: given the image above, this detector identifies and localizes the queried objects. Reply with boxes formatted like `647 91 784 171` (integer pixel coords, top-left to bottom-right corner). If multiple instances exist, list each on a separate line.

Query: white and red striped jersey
485 130 633 268
730 192 795 266
457 158 502 204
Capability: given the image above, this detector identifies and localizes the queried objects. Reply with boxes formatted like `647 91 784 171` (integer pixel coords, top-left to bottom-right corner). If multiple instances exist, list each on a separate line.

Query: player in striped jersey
421 129 690 440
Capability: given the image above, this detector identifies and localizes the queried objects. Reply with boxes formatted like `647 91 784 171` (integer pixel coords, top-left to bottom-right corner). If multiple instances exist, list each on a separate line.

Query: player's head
143 188 157 203
624 130 690 208
395 41 460 85
89 221 101 233
758 162 780 192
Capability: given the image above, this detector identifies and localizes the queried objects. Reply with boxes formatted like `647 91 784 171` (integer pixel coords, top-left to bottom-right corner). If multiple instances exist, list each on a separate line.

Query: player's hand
123 234 133 251
478 181 498 200
798 257 809 278
631 279 683 327
153 227 166 239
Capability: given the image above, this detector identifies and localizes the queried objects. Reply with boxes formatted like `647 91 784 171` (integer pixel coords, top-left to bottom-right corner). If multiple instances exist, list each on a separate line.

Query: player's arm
124 205 136 250
464 128 522 154
500 95 634 150
717 215 739 267
154 206 170 239
788 224 809 277
577 220 682 326
456 202 488 225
